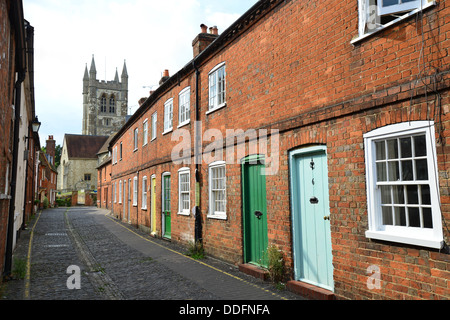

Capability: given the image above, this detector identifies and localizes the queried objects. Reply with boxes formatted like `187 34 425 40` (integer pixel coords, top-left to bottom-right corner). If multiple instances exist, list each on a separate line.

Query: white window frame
207 62 226 114
163 98 174 134
378 0 420 16
207 161 227 220
143 119 148 146
119 180 122 204
178 87 191 127
133 176 138 206
352 0 435 44
142 176 148 210
364 121 444 249
134 128 139 151
114 182 117 203
151 112 157 141
178 168 190 215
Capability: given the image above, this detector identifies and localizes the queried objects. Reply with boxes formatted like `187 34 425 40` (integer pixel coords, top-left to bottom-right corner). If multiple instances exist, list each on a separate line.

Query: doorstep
286 280 335 300
238 264 269 281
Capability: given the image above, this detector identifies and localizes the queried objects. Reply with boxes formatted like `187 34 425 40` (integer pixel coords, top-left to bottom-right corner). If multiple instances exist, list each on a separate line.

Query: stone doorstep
286 280 335 300
238 263 269 281
239 264 335 300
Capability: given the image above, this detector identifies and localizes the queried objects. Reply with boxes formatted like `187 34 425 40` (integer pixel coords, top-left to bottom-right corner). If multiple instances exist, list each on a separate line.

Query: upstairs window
164 99 173 133
354 0 435 42
143 119 148 146
134 128 138 151
364 121 444 249
179 87 191 126
151 112 157 141
208 62 226 112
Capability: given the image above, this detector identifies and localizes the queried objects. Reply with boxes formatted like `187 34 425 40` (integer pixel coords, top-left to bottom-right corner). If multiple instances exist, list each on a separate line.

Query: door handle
324 216 330 221
310 196 319 204
254 211 263 219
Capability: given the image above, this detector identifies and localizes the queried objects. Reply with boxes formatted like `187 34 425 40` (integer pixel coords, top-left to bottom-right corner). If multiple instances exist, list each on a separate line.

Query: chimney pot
200 24 208 33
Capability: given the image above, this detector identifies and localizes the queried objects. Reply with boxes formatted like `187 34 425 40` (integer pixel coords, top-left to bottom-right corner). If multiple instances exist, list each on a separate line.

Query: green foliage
12 258 27 279
42 197 49 209
266 244 285 284
186 241 205 260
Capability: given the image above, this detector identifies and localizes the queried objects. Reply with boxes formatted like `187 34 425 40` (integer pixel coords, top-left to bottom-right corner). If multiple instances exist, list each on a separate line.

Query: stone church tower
82 55 128 136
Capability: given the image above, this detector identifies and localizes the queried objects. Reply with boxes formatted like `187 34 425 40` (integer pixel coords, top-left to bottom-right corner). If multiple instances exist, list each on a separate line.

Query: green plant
186 241 205 260
266 245 285 284
43 197 49 209
12 258 27 279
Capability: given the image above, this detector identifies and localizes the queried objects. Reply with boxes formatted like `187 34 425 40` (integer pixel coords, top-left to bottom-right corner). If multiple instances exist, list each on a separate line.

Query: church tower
82 55 128 136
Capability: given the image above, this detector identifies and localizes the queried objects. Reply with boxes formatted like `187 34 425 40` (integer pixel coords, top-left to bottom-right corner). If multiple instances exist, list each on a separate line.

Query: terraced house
106 0 450 299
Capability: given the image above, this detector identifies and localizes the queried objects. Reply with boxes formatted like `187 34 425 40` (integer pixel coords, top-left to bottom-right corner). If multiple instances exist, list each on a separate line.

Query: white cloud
23 0 258 147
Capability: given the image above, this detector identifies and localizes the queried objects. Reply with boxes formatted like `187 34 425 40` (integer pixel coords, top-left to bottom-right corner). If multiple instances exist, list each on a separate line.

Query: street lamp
31 116 41 133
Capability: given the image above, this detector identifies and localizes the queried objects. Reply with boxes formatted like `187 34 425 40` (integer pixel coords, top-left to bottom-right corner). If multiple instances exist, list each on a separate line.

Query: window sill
178 120 190 129
178 211 190 216
206 103 227 115
207 213 227 220
351 1 436 45
162 129 173 136
0 194 11 200
365 230 443 249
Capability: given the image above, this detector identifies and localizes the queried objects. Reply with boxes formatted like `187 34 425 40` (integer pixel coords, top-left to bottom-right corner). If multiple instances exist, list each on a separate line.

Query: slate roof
64 134 109 159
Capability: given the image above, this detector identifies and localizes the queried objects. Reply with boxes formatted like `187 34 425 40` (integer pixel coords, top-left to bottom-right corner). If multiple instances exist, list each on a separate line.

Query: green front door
242 155 269 267
162 174 171 239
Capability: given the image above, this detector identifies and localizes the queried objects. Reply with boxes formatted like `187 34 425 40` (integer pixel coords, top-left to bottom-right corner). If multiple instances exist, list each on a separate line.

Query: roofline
110 0 283 147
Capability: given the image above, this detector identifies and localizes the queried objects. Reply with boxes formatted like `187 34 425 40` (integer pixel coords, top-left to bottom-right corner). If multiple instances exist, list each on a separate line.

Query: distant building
82 55 128 136
58 134 109 193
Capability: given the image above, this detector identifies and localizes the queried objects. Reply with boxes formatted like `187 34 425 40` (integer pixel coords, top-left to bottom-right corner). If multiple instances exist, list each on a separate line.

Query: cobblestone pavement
2 207 304 302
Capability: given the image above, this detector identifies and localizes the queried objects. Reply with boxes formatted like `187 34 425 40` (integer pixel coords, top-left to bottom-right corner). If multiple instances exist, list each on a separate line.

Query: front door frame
241 154 269 267
289 145 334 292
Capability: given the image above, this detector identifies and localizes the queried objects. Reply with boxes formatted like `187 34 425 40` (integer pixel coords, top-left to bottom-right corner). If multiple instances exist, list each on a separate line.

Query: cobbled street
2 207 303 302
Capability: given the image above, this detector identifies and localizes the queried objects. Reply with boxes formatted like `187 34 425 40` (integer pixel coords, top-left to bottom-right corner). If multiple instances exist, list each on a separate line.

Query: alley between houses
1 207 302 302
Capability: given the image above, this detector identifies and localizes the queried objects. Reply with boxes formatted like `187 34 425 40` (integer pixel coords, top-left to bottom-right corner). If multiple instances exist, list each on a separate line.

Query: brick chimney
159 69 170 85
192 24 219 58
46 135 56 165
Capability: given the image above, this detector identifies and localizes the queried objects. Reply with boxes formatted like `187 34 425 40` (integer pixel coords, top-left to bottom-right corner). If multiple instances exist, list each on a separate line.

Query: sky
23 0 259 147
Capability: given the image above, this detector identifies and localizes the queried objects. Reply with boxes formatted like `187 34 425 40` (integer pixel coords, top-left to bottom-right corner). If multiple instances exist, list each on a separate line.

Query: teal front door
289 146 334 291
162 174 171 239
242 155 269 267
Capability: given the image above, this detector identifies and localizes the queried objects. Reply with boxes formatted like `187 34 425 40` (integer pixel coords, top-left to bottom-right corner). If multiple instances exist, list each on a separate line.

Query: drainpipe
193 61 202 244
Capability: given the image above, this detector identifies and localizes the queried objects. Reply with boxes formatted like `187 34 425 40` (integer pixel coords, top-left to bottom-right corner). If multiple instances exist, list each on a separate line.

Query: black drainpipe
193 61 202 244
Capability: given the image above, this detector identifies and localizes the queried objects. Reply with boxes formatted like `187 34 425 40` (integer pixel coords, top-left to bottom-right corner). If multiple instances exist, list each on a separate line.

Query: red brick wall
0 0 16 278
109 0 450 299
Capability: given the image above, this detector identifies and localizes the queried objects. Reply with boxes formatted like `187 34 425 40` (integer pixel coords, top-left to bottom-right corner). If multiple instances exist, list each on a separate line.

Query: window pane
408 207 420 227
414 135 427 157
406 185 418 204
382 206 393 225
423 208 433 228
380 186 391 204
388 161 399 181
415 159 428 180
376 141 386 160
383 0 399 6
377 163 387 181
394 207 406 226
392 185 404 204
400 137 412 158
387 139 398 159
401 160 413 181
421 185 431 205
